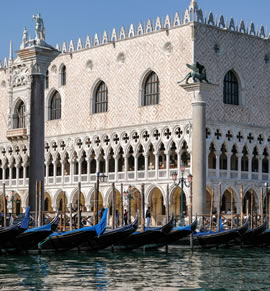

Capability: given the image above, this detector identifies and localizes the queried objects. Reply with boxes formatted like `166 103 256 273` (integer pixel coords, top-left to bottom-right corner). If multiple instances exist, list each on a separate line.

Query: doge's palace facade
0 0 269 225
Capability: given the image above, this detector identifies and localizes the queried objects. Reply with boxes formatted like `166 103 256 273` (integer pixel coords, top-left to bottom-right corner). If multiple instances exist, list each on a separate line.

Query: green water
0 248 270 290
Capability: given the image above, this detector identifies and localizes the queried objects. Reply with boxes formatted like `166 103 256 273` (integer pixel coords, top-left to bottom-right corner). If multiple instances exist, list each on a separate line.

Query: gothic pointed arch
223 70 239 105
92 80 108 113
141 70 160 106
13 99 25 129
48 90 61 120
59 64 66 86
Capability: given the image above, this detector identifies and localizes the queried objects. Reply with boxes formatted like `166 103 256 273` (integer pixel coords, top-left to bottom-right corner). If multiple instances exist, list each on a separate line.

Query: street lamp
172 164 193 226
95 172 108 225
123 185 133 224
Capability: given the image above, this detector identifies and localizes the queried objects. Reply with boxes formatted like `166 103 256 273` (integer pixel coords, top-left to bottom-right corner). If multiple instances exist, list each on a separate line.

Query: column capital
179 82 218 103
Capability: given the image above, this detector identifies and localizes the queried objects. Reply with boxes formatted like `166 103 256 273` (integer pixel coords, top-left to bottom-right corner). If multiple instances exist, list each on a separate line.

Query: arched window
14 100 25 129
60 65 66 86
94 81 108 113
223 70 239 105
142 71 160 106
49 91 61 120
45 70 49 89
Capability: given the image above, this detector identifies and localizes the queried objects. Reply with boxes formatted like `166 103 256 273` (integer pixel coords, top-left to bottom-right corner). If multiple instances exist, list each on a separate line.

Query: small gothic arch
48 90 61 120
59 64 66 86
140 70 160 106
13 99 26 129
92 80 108 114
223 70 239 105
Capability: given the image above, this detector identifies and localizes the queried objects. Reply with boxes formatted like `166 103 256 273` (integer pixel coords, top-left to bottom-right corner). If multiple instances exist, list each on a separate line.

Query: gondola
257 228 270 247
5 213 59 253
193 219 239 248
38 208 108 252
239 220 268 246
115 217 174 250
80 216 139 251
0 206 30 250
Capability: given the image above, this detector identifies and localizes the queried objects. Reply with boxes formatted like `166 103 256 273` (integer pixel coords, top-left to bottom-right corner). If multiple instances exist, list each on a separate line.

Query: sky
0 0 269 60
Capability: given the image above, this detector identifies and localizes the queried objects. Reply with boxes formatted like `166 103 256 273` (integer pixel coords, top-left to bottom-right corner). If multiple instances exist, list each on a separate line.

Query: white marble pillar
78 158 82 182
105 155 109 177
61 161 65 184
180 83 218 216
237 154 242 180
16 165 19 187
144 154 149 180
215 150 220 178
124 155 128 180
87 157 91 183
134 155 138 180
154 152 159 179
115 155 119 181
248 154 252 180
45 162 49 185
227 153 231 179
23 165 26 186
53 161 56 184
258 155 262 181
166 152 170 178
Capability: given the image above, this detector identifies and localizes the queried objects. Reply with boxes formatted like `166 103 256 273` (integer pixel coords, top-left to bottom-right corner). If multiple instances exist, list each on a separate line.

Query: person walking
124 209 128 225
146 207 151 228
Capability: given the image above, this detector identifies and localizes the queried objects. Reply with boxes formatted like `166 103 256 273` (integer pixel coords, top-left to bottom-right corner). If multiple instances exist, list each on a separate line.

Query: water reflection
1 249 270 290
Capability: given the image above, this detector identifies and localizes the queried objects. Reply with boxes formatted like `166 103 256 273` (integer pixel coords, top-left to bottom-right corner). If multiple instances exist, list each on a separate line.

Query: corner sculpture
33 13 45 42
179 62 209 84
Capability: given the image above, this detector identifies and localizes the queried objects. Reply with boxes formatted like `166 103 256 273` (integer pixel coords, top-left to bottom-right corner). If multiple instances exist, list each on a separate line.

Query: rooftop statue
33 13 45 42
179 62 209 84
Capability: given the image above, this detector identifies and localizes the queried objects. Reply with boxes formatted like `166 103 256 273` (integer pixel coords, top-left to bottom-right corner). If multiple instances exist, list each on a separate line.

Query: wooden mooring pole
69 202 73 230
209 189 213 231
141 183 145 231
251 191 254 229
78 182 81 229
166 183 169 223
217 183 221 232
63 191 66 231
3 183 6 227
112 183 116 229
240 185 243 226
230 189 233 229
38 180 42 227
35 180 38 227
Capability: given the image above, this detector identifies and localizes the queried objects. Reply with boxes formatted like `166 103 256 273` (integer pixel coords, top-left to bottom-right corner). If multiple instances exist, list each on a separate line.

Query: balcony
6 128 27 140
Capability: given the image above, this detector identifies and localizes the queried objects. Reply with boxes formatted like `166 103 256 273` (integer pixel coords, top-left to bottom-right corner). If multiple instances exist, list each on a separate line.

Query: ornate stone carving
12 65 29 87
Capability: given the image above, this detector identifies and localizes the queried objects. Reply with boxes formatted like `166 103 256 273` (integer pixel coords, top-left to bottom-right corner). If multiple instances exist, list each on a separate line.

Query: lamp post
123 185 133 224
94 172 108 225
172 164 192 226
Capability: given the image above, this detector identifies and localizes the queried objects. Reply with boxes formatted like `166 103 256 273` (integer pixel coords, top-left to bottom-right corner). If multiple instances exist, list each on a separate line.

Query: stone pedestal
180 82 217 216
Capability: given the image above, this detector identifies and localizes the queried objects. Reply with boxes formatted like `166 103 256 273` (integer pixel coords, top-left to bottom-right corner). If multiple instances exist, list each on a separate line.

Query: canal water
0 248 270 290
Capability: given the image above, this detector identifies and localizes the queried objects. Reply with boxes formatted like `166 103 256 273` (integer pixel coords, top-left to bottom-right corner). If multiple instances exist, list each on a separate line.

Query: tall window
45 70 49 89
223 70 239 105
14 101 25 129
60 65 66 86
94 81 108 113
142 71 160 106
49 91 61 120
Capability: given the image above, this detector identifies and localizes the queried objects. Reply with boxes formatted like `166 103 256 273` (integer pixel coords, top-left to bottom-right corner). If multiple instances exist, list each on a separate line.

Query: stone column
134 154 138 180
165 151 170 178
154 152 159 179
258 155 262 181
144 154 149 180
180 83 217 216
78 158 82 182
23 164 26 186
28 73 45 211
237 154 242 180
248 154 252 180
61 161 65 184
87 157 91 183
227 153 231 179
114 155 119 181
215 150 220 178
124 154 128 180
